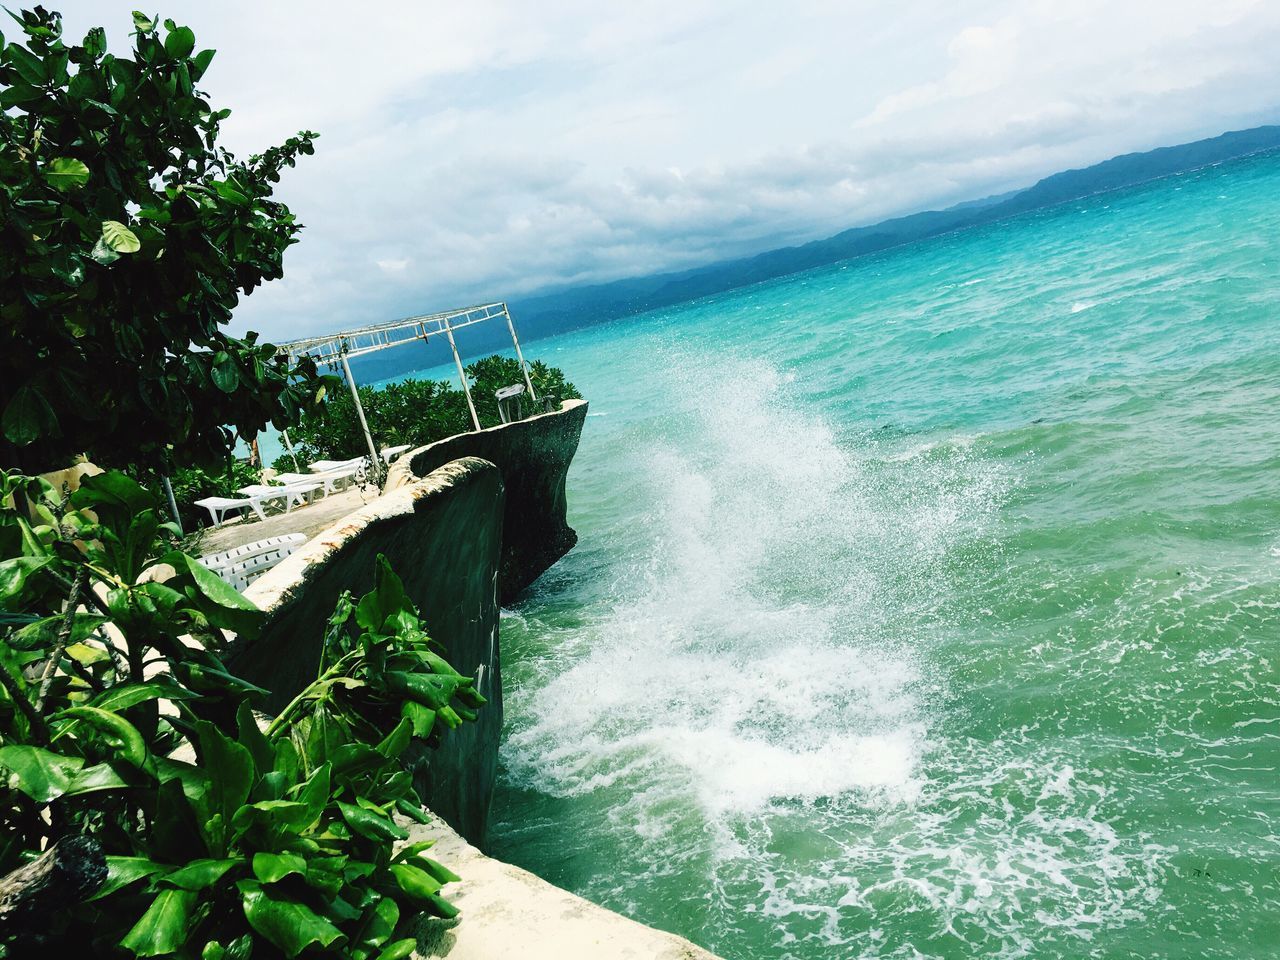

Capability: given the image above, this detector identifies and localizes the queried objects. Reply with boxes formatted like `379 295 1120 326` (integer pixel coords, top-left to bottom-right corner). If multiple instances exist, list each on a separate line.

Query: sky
50 0 1280 341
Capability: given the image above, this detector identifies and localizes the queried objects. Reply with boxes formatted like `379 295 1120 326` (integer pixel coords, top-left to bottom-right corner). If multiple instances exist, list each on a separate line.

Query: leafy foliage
0 470 480 956
0 8 332 472
281 355 581 468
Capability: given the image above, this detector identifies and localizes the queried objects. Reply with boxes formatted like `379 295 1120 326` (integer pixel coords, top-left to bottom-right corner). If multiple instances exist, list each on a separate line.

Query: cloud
50 0 1280 341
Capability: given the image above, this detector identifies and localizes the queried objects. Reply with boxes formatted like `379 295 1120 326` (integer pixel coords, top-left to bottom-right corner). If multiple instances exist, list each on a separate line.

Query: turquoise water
478 152 1280 958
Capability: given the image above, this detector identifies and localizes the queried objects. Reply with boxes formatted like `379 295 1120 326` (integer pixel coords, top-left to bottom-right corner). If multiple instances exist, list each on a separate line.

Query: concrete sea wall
387 398 588 605
232 413 725 957
409 815 723 960
239 457 504 846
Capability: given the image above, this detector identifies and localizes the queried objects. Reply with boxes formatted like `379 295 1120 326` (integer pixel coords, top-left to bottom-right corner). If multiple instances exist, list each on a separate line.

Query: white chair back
199 533 307 591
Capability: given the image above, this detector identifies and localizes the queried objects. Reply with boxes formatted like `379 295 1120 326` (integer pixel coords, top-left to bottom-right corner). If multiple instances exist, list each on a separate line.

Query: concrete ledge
387 399 588 604
412 816 723 960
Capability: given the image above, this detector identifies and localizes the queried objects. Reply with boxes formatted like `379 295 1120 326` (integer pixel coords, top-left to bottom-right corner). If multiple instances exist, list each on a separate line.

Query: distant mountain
508 125 1280 340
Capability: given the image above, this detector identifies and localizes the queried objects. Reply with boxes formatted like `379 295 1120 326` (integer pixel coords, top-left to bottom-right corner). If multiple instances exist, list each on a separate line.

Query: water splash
492 152 1280 959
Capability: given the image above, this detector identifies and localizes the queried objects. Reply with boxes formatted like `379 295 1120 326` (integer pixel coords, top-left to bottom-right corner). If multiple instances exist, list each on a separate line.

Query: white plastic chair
495 383 526 423
309 457 366 473
194 494 270 526
199 534 307 591
276 464 363 496
237 482 321 512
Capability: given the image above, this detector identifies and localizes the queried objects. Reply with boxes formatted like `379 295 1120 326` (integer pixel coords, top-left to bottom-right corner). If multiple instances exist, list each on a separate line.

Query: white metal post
446 321 481 431
504 304 537 401
280 429 302 471
161 475 183 536
339 350 385 486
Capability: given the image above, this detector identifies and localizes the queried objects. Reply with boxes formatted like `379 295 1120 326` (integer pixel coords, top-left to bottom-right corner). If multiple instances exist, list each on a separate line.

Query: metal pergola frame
276 301 537 486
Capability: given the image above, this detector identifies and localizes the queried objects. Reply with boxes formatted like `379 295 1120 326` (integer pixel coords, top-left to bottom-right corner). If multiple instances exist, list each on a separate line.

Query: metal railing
274 301 538 488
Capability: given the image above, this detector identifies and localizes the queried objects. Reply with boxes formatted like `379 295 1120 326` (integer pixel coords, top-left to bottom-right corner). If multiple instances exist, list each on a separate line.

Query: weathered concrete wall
387 399 587 605
239 458 504 847
409 815 724 960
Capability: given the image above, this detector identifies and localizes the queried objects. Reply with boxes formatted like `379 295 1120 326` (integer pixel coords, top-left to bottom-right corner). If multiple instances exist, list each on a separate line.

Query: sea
442 151 1278 958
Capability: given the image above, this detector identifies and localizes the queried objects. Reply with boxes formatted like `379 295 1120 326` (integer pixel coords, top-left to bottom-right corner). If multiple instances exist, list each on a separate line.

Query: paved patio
187 484 380 557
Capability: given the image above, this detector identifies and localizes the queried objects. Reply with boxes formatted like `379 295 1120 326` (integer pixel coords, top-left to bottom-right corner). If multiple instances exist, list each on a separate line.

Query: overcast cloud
51 0 1280 340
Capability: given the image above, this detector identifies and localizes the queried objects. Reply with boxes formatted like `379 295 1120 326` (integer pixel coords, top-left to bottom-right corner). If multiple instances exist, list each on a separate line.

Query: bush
280 355 581 468
0 470 483 955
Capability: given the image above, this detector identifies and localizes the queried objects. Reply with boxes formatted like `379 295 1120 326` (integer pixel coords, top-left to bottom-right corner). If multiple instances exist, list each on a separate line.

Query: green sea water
483 151 1280 959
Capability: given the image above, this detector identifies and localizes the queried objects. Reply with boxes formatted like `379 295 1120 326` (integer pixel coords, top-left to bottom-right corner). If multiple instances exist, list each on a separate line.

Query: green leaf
354 555 414 633
90 236 120 266
252 851 306 883
72 469 154 515
119 887 196 956
232 799 315 837
0 745 83 802
414 856 461 885
236 700 273 774
376 939 418 960
164 24 195 58
388 862 442 902
383 671 463 711
165 552 262 636
213 179 249 205
2 384 59 446
425 893 460 919
91 679 196 712
43 157 90 191
153 757 214 824
401 701 436 739
6 42 48 86
102 220 141 254
56 706 149 768
211 357 239 393
132 11 156 32
375 717 412 759
161 857 238 890
197 721 254 825
191 48 215 80
355 895 399 950
391 839 436 863
83 25 107 58
11 612 105 651
202 933 252 960
294 761 330 827
64 761 133 796
395 797 430 824
238 879 345 958
91 856 167 901
0 555 51 601
338 801 408 842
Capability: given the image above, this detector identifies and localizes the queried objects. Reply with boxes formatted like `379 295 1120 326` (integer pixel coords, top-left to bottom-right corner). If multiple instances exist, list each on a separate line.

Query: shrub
280 355 581 468
0 470 483 955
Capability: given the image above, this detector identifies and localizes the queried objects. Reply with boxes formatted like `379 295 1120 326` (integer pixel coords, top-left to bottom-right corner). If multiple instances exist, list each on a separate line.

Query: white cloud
49 0 1280 340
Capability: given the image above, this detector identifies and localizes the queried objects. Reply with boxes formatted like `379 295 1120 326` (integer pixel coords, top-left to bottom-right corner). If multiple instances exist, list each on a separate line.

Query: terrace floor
187 484 381 557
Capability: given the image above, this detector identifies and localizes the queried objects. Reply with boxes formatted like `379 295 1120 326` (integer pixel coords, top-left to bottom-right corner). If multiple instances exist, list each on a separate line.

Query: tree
0 7 329 474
